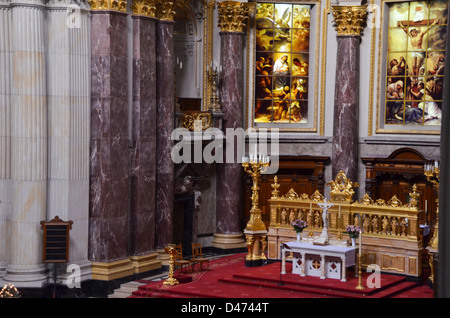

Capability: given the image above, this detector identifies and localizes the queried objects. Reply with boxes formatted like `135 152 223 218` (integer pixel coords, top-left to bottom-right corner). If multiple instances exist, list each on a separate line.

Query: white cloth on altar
285 241 357 266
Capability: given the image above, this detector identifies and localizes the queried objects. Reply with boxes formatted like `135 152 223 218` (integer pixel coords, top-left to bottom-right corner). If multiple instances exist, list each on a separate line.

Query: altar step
128 255 431 299
218 274 418 298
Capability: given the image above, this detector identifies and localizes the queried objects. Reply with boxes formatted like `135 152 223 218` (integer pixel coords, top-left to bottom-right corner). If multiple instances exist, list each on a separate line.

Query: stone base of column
58 260 92 283
2 264 47 288
129 252 161 274
156 249 170 267
90 258 134 281
211 233 246 250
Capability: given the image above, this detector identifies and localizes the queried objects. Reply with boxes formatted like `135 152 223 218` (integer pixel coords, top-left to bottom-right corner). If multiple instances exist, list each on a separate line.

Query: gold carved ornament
331 5 368 36
217 1 254 33
180 113 212 131
326 170 359 202
89 0 127 11
131 0 157 17
155 0 178 21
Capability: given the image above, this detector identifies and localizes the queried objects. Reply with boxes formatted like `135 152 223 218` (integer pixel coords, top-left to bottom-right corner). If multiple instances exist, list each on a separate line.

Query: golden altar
267 171 423 277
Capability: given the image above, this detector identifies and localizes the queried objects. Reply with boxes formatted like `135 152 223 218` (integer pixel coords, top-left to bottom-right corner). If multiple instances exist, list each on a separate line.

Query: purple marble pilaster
130 16 157 256
89 11 129 262
332 36 360 183
155 20 175 250
215 32 245 236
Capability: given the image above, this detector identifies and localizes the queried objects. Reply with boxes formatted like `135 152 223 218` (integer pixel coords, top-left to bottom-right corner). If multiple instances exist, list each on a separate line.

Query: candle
435 160 438 168
425 200 427 212
359 229 362 255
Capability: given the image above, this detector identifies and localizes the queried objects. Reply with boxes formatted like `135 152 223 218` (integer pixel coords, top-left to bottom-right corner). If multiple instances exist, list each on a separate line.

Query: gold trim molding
332 5 368 36
91 259 135 281
217 1 254 33
131 0 157 17
129 253 162 274
88 0 127 12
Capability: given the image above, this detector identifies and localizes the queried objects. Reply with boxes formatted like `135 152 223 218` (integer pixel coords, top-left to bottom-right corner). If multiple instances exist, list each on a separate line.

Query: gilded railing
266 171 424 276
268 173 421 242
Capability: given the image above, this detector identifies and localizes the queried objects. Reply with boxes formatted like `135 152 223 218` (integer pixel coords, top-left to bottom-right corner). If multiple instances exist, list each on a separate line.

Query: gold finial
359 193 374 205
331 5 368 36
284 188 299 200
217 1 254 33
271 176 280 199
89 0 127 12
408 184 420 208
131 0 157 17
387 195 402 208
311 190 324 202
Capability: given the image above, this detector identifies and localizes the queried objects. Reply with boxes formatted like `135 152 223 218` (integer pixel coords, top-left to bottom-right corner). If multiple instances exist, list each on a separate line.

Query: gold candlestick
163 244 179 286
242 155 270 232
355 254 365 290
242 154 270 264
424 161 439 249
207 63 221 112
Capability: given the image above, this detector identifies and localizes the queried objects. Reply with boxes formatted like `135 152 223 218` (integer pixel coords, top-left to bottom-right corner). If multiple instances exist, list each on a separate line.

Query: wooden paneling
362 147 438 247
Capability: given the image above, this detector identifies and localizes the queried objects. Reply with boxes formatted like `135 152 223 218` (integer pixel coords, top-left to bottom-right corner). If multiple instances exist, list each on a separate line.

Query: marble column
437 5 450 298
129 0 160 273
89 1 134 280
0 0 11 278
154 2 177 252
212 1 253 250
331 5 367 183
4 0 48 287
46 0 92 283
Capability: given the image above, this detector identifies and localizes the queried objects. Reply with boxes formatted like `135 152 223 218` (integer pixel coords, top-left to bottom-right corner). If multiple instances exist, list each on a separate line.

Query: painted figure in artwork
399 19 438 75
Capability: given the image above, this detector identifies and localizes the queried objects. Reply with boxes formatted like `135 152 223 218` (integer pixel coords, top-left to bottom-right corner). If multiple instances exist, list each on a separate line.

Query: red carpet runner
130 253 433 298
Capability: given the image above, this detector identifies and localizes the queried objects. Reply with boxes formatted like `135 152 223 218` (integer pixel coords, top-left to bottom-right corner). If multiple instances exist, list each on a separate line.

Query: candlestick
355 254 365 290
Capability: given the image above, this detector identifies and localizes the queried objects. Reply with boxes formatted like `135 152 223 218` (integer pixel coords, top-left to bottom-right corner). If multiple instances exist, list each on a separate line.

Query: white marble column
46 0 91 283
0 0 12 278
3 0 48 287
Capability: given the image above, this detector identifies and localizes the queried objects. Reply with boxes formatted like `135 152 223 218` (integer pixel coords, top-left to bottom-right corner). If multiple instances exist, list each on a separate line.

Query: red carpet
130 253 433 299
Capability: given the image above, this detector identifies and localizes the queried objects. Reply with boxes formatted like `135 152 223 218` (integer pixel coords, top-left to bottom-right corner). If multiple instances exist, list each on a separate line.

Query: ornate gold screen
267 171 424 276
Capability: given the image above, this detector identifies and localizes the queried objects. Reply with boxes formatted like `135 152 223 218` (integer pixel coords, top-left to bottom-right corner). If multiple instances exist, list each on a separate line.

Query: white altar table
281 241 357 282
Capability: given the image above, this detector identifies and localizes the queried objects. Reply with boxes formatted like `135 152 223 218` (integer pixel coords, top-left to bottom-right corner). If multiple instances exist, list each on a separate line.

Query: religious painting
385 0 447 127
254 2 311 125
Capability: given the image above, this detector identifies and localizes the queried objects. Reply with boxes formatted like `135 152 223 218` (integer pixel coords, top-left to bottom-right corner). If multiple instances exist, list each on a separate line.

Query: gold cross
312 259 321 270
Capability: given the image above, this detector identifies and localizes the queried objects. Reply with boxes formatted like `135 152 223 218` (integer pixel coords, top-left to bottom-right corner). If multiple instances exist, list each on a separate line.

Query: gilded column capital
331 5 368 36
217 0 254 33
131 0 156 17
155 0 178 21
88 0 127 12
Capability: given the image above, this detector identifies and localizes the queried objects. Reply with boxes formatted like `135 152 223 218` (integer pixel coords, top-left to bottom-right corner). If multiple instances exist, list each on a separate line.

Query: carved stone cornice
217 0 254 33
88 0 127 12
331 5 368 36
131 0 156 17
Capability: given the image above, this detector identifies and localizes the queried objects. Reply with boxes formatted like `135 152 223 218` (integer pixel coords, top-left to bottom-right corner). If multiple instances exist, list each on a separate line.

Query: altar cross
318 198 334 229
